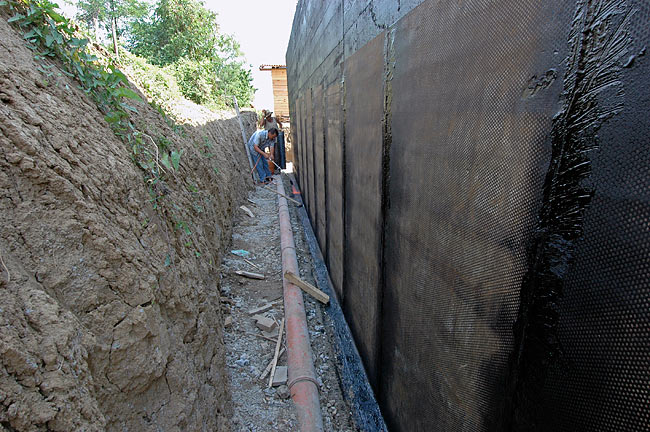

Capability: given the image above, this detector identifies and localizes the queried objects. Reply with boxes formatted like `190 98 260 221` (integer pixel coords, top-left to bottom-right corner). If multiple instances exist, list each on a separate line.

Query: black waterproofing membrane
342 33 385 389
273 131 286 169
288 0 649 430
313 85 328 256
324 82 344 301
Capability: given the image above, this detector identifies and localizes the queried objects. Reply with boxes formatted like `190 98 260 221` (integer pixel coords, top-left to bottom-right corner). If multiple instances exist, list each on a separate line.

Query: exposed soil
221 176 358 431
0 11 256 432
1 8 356 431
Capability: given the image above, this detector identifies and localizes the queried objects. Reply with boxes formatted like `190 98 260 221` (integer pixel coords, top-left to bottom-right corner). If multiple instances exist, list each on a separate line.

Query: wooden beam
260 347 285 380
234 270 265 280
268 318 285 388
284 272 330 304
239 205 254 218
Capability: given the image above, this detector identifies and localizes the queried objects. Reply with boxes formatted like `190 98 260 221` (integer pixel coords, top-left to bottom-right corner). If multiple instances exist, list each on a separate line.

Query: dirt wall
0 14 256 432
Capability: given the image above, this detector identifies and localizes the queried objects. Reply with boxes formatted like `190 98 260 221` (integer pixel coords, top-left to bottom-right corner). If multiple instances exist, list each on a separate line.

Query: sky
58 0 299 110
204 0 298 110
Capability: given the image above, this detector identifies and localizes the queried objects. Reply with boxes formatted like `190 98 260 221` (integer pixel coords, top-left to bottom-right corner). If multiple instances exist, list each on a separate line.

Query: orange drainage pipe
275 175 324 431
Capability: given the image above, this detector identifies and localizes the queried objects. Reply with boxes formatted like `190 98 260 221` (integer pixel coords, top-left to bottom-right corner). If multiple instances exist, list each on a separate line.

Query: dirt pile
0 13 256 432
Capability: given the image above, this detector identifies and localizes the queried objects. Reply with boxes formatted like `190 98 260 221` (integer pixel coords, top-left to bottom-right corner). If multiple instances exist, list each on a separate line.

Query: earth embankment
0 13 256 431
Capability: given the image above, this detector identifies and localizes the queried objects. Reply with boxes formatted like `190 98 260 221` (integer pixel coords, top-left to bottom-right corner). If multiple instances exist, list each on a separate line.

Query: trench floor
221 175 357 431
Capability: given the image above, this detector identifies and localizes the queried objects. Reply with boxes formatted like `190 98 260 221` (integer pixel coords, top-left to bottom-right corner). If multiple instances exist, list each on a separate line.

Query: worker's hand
265 153 271 160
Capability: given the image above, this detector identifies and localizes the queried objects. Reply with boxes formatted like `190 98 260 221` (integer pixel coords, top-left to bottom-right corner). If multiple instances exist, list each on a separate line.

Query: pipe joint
288 375 320 390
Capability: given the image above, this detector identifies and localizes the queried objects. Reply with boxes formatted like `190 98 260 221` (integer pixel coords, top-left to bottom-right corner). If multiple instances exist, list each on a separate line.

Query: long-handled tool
261 185 302 207
270 158 282 171
233 96 258 183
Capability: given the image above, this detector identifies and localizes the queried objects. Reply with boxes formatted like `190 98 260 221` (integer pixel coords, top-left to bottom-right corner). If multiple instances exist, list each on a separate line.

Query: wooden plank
260 347 285 380
243 258 261 269
284 271 330 304
268 318 285 388
248 302 275 315
234 270 265 280
239 205 254 218
272 366 287 386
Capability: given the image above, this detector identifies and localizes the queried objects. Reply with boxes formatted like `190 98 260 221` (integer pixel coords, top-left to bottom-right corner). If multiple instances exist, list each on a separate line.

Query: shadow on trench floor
220 175 358 431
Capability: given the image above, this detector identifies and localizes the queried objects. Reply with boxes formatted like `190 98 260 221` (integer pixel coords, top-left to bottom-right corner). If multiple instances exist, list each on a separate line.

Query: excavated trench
220 175 358 431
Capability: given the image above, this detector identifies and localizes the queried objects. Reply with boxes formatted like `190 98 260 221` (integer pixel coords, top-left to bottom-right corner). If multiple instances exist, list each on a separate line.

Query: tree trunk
110 0 119 59
111 17 119 58
92 15 100 41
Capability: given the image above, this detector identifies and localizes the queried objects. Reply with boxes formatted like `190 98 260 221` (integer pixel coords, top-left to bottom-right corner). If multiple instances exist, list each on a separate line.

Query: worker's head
268 128 278 139
265 111 273 119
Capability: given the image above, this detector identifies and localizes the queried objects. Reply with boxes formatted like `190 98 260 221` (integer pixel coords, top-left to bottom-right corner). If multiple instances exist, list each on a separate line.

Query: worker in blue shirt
247 127 278 184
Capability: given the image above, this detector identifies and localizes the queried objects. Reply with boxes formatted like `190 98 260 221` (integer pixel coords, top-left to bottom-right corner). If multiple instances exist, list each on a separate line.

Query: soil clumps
0 13 255 431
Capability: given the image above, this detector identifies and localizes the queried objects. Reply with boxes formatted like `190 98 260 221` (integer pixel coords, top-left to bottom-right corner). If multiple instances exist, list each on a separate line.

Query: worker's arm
277 119 283 128
269 145 275 161
253 144 270 159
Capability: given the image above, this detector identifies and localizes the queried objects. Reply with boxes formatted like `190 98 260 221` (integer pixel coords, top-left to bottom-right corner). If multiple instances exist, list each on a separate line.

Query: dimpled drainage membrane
287 0 649 430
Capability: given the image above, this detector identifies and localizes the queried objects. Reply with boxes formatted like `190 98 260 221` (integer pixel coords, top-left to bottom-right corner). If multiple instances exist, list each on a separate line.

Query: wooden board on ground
234 270 265 280
268 318 285 388
284 271 330 304
260 347 285 380
239 205 254 218
272 366 287 387
248 302 275 315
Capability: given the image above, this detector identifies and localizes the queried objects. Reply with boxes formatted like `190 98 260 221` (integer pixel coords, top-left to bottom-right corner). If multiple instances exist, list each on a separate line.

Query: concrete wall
287 1 650 431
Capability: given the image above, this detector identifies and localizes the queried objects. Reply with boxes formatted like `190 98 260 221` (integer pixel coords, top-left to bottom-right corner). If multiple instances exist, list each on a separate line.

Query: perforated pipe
276 175 324 432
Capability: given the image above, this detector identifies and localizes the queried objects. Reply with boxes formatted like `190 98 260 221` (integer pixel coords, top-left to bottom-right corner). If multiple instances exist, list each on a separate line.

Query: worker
260 109 283 131
260 110 285 171
247 127 278 184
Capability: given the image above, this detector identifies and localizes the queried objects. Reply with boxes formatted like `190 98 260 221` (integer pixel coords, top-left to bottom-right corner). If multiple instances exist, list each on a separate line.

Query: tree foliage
128 0 254 107
128 0 217 65
76 0 148 41
74 0 254 108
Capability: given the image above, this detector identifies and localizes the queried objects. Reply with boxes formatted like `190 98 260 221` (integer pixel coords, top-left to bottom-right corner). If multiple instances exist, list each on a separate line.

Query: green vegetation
2 0 183 211
2 0 139 125
76 0 255 108
118 50 184 115
76 0 147 50
129 0 254 108
2 0 243 261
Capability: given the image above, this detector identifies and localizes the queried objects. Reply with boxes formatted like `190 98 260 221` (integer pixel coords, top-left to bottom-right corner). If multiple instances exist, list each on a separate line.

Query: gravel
222 177 358 431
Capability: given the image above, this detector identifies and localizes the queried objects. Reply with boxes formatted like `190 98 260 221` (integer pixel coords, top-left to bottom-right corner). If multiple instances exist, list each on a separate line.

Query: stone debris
262 328 279 339
271 366 288 387
223 178 357 431
253 315 277 332
276 385 290 400
235 354 250 367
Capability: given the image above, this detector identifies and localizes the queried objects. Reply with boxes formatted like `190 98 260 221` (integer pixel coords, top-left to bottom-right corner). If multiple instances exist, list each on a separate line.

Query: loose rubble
221 176 357 431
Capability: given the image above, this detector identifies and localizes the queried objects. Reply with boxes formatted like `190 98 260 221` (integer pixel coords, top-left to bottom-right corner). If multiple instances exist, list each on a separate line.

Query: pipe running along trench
275 175 324 431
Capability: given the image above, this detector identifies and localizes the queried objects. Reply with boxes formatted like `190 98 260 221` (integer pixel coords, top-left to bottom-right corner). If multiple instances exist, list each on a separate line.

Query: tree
128 0 254 107
76 0 148 56
129 0 217 65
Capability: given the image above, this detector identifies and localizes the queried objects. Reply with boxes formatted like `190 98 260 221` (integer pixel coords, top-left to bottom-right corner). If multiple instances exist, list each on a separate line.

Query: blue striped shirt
247 130 274 152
